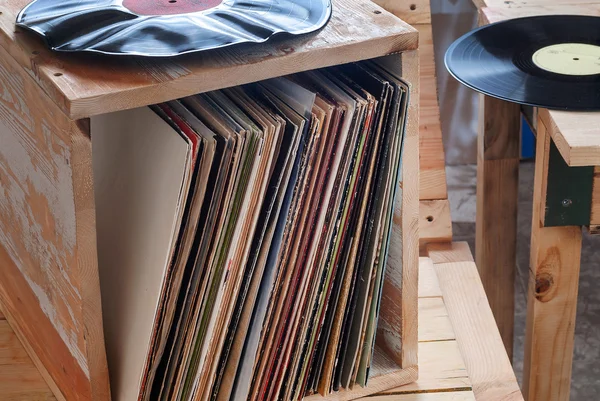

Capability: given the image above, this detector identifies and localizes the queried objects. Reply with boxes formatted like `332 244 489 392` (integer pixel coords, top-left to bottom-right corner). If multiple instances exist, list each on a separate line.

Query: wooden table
472 3 600 401
0 242 523 401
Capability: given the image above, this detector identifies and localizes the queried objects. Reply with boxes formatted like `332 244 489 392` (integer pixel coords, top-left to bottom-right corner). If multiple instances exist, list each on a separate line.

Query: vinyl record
445 15 600 111
16 0 332 57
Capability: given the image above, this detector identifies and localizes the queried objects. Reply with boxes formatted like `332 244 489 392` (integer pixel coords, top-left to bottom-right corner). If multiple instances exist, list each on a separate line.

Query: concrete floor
447 163 600 400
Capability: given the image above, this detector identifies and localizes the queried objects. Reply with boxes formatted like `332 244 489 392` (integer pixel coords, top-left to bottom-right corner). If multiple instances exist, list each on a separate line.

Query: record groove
445 15 600 111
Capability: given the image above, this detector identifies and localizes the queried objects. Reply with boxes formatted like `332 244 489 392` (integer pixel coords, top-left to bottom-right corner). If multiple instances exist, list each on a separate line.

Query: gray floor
447 163 600 400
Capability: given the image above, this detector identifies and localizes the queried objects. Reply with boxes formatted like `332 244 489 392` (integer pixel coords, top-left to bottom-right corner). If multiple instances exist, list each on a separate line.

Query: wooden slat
434 261 523 401
420 200 452 248
419 257 442 298
475 94 520 360
522 117 582 401
0 42 109 401
539 107 600 168
370 390 476 400
482 0 600 8
419 297 455 342
383 341 471 395
482 4 600 24
0 320 56 400
426 242 474 264
0 0 417 119
415 24 447 201
373 0 432 25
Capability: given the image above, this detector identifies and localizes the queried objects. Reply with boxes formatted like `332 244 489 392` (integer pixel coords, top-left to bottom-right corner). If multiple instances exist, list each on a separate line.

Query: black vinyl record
16 0 332 57
445 15 600 111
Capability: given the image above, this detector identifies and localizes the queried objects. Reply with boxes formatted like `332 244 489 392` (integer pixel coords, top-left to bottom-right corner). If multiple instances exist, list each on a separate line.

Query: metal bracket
544 139 594 227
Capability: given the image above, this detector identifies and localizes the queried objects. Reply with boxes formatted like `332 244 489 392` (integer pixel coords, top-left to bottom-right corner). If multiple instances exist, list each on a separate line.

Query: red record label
122 0 223 16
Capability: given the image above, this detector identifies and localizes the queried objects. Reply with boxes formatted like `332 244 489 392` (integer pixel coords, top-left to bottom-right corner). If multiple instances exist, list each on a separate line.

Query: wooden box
0 0 419 400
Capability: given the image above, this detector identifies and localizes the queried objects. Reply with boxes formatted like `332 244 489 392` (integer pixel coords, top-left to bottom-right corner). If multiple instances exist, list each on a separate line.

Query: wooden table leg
475 95 521 360
523 118 581 401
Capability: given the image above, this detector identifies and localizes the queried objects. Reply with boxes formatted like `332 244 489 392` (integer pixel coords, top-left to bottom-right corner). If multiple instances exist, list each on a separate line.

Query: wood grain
418 297 454 342
434 261 524 401
371 391 476 401
475 94 521 360
419 199 452 249
522 118 582 401
0 42 109 401
418 257 442 299
0 321 56 401
416 24 447 201
426 242 474 265
373 0 432 25
0 0 417 119
481 0 600 9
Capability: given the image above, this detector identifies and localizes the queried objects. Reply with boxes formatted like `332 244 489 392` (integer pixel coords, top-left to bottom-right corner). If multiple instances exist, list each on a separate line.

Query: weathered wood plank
382 341 470 396
419 297 454 342
475 94 520 360
419 257 442 299
415 24 447 201
0 321 56 401
0 0 417 119
372 390 476 400
522 117 582 401
419 199 452 249
373 0 431 25
426 242 474 265
434 261 523 401
0 42 109 401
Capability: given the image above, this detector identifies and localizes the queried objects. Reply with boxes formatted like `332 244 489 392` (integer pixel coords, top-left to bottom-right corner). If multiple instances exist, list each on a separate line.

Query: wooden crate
0 0 420 400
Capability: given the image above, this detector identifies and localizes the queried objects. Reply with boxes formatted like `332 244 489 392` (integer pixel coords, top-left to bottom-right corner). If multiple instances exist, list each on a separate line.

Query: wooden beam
475 94 521 360
523 117 582 401
434 260 523 401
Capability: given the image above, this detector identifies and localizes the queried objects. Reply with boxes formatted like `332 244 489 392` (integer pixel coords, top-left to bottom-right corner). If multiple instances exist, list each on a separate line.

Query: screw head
562 199 573 207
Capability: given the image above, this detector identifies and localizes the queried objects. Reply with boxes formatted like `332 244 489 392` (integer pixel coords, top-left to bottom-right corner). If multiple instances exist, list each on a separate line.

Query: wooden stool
472 3 600 401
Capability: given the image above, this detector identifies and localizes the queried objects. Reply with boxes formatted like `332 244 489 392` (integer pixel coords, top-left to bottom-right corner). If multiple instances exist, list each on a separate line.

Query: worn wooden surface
419 200 453 249
0 0 417 119
475 94 521 360
378 49 420 375
373 0 431 24
0 42 109 401
2 248 522 401
522 118 582 401
415 24 447 202
434 255 523 401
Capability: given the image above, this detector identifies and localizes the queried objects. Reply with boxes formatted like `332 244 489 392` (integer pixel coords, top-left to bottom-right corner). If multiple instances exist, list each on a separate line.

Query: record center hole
373 10 381 14
54 72 63 77
169 0 177 3
426 215 434 223
573 57 580 60
410 4 417 10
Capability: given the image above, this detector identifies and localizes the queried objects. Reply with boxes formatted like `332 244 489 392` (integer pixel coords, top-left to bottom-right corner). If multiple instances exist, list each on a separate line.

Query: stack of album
92 60 410 401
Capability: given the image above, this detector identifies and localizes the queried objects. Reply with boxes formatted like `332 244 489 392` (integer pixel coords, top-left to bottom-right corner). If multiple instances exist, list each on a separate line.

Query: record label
123 0 223 15
532 43 600 76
